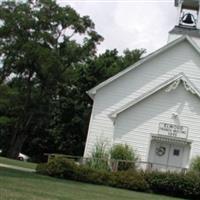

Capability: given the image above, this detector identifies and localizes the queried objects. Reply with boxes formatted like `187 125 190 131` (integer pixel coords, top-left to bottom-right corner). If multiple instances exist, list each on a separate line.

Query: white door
148 141 185 171
148 141 170 170
168 145 184 168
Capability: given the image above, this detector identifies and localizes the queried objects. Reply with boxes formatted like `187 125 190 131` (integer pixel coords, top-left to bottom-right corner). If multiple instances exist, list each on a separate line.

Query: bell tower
168 0 200 43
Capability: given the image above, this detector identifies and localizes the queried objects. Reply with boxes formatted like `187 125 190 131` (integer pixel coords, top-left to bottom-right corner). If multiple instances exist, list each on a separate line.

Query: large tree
0 0 103 158
41 48 146 157
0 0 146 161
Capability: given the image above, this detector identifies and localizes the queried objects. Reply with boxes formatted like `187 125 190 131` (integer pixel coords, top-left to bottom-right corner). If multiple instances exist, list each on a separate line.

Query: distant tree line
0 0 145 161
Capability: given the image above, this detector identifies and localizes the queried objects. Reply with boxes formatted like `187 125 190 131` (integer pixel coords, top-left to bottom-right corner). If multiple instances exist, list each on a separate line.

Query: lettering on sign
158 123 188 139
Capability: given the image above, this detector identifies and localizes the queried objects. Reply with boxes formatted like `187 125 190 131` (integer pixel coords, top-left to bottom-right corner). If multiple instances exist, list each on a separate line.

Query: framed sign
158 123 188 139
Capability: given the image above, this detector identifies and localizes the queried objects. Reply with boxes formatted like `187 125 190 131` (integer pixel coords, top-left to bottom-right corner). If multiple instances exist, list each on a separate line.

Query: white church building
84 0 200 171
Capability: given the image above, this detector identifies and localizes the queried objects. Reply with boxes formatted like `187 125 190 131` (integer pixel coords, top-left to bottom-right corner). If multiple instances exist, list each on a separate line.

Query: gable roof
109 73 200 119
87 35 200 99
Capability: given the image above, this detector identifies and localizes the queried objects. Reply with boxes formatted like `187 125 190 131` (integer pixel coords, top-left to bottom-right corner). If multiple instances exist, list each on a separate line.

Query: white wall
168 33 182 43
114 84 200 162
84 39 200 162
168 33 200 47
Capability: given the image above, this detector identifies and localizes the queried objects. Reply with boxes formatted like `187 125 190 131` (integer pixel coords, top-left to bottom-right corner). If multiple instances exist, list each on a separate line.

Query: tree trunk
6 132 27 159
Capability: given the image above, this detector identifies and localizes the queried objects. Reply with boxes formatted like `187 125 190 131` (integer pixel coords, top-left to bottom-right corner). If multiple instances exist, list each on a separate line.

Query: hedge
145 171 200 199
36 157 200 199
36 157 149 191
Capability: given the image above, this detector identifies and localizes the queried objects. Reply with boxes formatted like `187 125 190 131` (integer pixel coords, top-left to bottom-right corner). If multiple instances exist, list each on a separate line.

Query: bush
37 157 200 199
75 166 113 185
36 163 48 175
145 171 200 199
112 170 149 192
36 157 149 192
110 144 138 171
86 141 110 171
190 156 200 173
37 157 78 179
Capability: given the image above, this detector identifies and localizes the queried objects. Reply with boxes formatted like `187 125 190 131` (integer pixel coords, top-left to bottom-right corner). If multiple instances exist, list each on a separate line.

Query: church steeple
175 0 200 28
168 0 200 43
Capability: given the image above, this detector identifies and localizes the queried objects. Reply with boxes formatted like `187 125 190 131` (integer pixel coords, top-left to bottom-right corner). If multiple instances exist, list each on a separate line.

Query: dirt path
0 163 35 172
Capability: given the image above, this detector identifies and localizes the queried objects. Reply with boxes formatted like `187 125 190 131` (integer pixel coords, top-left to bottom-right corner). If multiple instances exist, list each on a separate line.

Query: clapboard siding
84 39 200 163
114 84 200 161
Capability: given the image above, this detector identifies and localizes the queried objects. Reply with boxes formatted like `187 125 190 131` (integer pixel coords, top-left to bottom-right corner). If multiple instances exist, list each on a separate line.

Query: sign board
158 123 188 139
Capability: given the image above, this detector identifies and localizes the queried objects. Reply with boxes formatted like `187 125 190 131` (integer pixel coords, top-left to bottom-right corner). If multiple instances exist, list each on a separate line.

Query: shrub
37 156 200 199
36 157 149 192
75 166 112 185
86 141 110 171
36 163 48 175
110 144 138 171
145 171 200 199
37 157 78 179
112 170 149 192
190 156 200 173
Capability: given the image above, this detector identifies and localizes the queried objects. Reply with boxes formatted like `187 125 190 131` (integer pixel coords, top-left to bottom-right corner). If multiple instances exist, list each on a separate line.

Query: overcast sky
60 0 177 55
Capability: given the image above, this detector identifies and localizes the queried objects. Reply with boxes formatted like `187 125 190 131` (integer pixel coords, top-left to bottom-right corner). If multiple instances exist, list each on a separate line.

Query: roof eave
87 35 191 96
109 73 200 119
86 90 96 100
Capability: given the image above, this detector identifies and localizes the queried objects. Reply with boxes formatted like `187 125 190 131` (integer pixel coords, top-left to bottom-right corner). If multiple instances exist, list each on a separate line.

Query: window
173 149 180 156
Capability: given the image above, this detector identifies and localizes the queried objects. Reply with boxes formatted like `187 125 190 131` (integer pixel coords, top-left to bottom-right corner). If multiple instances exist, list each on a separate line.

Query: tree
0 0 146 161
0 84 16 153
44 48 145 157
0 0 103 159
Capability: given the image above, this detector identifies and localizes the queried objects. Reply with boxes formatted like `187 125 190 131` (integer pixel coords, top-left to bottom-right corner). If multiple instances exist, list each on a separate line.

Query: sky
58 0 178 55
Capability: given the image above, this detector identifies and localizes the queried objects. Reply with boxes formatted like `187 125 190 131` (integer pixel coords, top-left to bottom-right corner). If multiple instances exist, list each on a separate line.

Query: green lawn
0 167 184 200
0 156 36 169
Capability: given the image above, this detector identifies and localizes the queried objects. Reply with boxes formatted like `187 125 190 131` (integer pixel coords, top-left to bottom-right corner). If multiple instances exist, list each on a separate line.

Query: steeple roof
169 25 200 38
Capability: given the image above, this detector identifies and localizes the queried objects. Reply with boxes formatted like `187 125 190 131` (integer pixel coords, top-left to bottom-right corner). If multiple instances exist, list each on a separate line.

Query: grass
0 167 184 200
0 156 36 170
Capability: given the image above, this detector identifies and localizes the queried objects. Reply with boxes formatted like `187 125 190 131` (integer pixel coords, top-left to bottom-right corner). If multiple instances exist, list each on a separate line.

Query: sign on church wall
158 123 188 139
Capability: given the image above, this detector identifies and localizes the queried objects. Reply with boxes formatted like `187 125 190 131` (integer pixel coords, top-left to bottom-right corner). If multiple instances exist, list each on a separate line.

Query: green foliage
49 48 145 157
75 165 113 185
0 0 145 160
145 171 200 199
121 48 146 69
110 144 138 171
35 163 48 175
86 143 138 171
112 170 149 192
86 141 110 171
1 168 181 200
91 141 109 159
190 156 200 173
47 157 78 178
0 0 102 159
0 116 12 125
37 157 149 192
37 157 200 199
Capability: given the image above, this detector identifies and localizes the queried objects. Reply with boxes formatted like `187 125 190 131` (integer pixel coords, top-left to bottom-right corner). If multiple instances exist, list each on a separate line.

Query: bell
182 13 195 24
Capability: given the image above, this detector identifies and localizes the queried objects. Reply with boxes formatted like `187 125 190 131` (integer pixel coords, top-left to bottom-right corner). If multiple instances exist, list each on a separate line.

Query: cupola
168 0 200 43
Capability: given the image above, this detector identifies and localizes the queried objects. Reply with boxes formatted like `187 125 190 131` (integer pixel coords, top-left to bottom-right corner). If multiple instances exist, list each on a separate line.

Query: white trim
83 96 96 157
87 36 200 99
151 134 193 145
109 73 200 119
